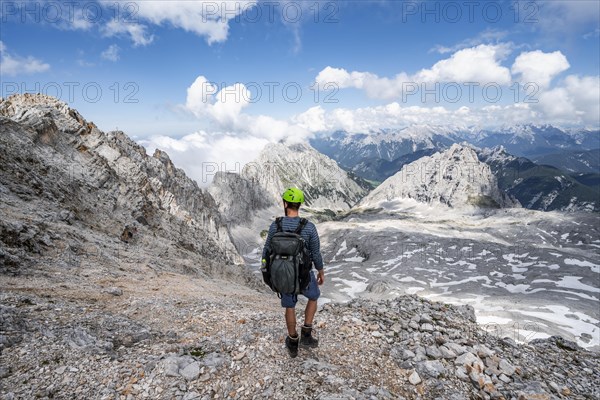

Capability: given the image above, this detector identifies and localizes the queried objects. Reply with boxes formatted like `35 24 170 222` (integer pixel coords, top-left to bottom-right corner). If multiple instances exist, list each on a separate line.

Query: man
262 187 325 358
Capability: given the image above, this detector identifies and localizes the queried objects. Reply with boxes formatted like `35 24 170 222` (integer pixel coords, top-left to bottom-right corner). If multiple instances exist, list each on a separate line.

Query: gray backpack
265 218 312 295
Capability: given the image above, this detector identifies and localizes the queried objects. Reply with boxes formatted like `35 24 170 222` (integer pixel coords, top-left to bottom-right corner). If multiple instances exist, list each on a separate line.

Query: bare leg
285 308 297 336
304 299 318 326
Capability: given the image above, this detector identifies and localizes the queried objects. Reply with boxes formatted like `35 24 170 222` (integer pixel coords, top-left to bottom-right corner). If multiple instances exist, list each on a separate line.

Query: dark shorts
281 270 320 308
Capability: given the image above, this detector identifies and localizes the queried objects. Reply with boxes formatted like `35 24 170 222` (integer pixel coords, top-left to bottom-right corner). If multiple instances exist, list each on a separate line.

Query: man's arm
307 222 325 285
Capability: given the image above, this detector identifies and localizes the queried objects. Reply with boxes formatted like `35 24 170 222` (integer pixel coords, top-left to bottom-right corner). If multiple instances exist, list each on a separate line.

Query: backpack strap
275 217 283 233
295 218 308 235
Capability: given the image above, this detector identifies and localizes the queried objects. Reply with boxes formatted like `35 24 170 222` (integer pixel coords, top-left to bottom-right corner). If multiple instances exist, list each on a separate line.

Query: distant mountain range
309 125 599 212
478 147 599 212
311 125 600 180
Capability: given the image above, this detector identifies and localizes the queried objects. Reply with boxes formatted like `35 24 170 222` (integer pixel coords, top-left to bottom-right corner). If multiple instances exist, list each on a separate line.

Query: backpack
264 217 312 295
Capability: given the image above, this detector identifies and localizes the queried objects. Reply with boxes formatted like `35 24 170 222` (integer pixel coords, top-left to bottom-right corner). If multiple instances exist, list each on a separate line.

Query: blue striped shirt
261 217 324 270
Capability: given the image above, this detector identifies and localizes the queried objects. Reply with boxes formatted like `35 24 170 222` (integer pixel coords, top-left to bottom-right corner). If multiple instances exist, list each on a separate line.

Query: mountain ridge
360 143 519 210
0 93 248 281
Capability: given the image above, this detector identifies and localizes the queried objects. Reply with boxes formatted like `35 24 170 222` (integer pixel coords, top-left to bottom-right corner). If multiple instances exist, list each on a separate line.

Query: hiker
261 188 325 358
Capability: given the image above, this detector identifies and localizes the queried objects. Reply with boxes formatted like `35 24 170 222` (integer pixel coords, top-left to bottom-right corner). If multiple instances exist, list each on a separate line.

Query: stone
420 323 434 332
517 381 552 400
455 352 483 370
180 362 200 381
417 360 446 378
163 358 180 378
469 371 485 389
420 314 433 324
473 344 494 358
498 359 516 376
408 370 422 385
104 287 123 296
401 349 416 360
434 335 447 346
444 342 468 355
439 345 457 359
425 346 443 359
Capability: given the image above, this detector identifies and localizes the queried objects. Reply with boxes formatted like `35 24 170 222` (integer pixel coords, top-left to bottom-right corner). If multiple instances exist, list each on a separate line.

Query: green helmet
282 187 304 204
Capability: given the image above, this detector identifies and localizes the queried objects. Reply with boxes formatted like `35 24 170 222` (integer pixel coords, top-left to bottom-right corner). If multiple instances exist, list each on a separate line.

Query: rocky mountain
478 146 600 212
207 171 273 226
239 142 370 211
532 148 600 174
0 93 248 281
352 148 439 183
360 144 519 209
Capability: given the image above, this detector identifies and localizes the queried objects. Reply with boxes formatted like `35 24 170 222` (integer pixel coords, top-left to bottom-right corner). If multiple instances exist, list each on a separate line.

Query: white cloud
430 29 510 54
0 41 50 76
583 28 600 40
184 74 315 143
101 44 120 62
316 44 513 100
140 131 270 187
172 74 314 177
536 75 600 125
415 44 512 85
289 94 597 134
564 75 600 122
102 19 155 46
103 0 257 45
185 76 251 125
292 106 327 132
512 50 570 89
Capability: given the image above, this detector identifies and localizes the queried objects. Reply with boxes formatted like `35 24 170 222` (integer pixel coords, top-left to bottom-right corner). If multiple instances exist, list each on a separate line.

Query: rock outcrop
208 171 273 226
360 144 520 209
0 94 246 282
240 142 370 211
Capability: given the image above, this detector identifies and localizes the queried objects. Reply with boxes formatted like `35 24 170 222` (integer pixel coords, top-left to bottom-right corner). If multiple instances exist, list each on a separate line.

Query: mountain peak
360 144 519 210
243 141 369 210
0 95 245 274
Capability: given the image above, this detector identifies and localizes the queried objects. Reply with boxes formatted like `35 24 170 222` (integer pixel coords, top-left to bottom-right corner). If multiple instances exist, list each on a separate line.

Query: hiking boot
286 334 299 358
300 324 319 348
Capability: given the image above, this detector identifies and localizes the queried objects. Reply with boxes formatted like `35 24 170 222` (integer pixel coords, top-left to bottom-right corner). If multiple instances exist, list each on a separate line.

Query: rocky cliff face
361 144 519 209
207 171 273 226
0 94 246 281
240 142 370 211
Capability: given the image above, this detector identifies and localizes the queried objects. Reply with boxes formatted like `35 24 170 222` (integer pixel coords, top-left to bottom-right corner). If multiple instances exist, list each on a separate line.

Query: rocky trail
1 267 599 400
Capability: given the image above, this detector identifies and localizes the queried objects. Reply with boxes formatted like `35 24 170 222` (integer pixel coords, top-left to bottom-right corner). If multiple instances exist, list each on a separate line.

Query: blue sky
1 0 599 180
